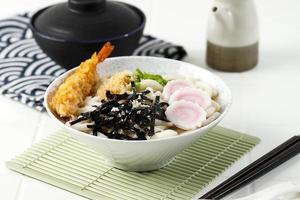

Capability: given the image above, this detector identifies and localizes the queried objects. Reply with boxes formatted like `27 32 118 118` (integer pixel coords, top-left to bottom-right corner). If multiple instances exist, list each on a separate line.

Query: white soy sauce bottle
206 0 259 72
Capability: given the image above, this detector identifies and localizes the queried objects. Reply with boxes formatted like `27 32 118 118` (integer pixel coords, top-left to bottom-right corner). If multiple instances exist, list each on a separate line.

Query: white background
1 0 300 199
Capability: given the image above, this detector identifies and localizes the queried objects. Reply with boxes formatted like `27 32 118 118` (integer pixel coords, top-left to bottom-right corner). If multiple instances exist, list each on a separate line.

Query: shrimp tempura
50 42 114 118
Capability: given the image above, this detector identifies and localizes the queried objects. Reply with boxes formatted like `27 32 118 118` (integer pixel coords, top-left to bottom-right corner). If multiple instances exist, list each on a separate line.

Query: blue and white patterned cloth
0 13 187 111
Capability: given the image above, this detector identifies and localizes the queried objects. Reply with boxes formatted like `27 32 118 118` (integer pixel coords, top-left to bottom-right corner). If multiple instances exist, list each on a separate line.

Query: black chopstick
199 135 300 199
200 135 300 198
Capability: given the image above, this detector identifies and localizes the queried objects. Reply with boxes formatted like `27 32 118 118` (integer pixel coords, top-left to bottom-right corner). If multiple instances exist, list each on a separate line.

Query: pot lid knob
68 0 106 13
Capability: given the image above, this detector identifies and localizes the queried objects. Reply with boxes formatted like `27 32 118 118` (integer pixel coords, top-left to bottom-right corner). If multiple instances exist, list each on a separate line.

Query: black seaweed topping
70 82 169 140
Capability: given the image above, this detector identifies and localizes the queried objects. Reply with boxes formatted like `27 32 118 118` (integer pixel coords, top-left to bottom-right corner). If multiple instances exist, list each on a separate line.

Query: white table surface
1 0 300 199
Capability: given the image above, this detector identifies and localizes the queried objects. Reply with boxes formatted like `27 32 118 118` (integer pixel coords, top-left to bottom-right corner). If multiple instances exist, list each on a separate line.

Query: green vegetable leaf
134 68 168 86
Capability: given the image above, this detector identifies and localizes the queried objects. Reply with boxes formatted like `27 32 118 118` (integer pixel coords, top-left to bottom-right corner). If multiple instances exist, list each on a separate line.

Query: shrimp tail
98 42 114 62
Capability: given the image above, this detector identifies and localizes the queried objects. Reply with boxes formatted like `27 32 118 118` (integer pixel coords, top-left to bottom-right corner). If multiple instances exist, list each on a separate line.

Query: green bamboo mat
6 126 260 200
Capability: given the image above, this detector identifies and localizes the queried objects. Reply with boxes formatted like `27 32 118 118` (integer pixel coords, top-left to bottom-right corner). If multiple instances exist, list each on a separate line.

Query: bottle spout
211 6 234 32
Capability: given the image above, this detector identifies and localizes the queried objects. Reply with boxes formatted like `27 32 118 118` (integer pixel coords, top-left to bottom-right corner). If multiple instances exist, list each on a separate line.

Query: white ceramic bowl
44 56 232 171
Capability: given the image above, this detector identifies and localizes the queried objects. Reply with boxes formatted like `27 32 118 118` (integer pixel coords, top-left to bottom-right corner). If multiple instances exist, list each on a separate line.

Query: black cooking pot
30 0 146 69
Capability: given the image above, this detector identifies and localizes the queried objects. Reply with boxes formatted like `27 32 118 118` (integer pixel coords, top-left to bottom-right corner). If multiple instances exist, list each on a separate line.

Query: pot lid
31 0 145 42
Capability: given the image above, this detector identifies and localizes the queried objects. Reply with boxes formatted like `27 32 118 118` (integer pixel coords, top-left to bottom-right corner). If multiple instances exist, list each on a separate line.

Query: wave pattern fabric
0 13 187 111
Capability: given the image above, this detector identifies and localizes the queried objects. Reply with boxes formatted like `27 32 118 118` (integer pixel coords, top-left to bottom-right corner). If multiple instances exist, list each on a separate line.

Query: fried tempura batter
50 42 114 118
97 70 132 100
